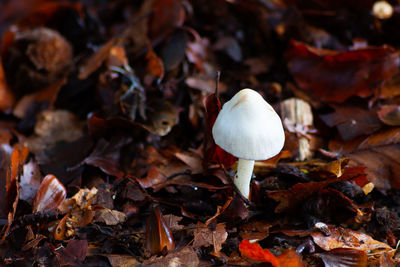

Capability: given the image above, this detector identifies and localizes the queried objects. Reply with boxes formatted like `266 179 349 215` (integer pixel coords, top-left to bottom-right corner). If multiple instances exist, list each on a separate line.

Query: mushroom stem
235 159 255 199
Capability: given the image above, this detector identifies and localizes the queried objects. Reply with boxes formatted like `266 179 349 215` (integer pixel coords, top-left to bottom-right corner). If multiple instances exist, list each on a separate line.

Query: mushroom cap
212 88 285 160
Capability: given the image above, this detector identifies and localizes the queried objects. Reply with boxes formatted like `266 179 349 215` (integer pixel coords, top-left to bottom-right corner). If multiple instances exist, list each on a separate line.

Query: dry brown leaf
239 220 274 242
94 208 127 225
192 222 228 254
104 254 140 267
311 225 392 252
310 158 350 179
314 248 367 267
164 214 184 231
330 128 400 191
143 247 199 267
174 151 203 174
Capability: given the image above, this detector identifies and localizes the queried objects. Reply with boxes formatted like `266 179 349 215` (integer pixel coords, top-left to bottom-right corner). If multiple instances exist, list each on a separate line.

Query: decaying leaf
55 239 88 266
314 248 368 267
104 254 140 267
25 109 84 163
330 127 400 192
311 225 392 252
192 222 228 254
143 247 199 267
287 40 400 103
57 187 99 237
239 220 274 242
93 208 126 226
267 165 366 213
164 214 184 231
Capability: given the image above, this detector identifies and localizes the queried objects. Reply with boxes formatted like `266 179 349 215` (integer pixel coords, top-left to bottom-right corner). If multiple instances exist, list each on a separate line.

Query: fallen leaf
26 109 84 164
186 76 227 94
267 165 367 213
174 150 203 174
239 220 274 242
310 158 350 179
78 37 117 80
314 248 367 267
287 40 400 103
94 208 127 226
320 104 382 141
239 239 279 266
145 206 175 255
329 127 400 191
161 31 187 71
21 234 47 252
311 225 392 252
192 222 228 254
143 247 199 267
277 250 305 267
0 56 14 112
377 105 400 126
146 45 164 83
163 214 184 231
147 0 185 39
33 174 66 213
84 136 131 177
56 239 88 266
213 36 242 62
105 254 140 267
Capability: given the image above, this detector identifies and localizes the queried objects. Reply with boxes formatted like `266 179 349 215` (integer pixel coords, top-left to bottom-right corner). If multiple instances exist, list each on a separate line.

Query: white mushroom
212 88 285 199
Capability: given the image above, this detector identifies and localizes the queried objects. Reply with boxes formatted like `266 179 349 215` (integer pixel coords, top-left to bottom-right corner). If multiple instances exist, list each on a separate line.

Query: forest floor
1 0 400 266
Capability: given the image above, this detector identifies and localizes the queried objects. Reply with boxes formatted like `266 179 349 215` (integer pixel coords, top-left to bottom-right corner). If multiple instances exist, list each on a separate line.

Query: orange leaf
277 250 305 267
239 239 279 266
145 206 175 255
146 46 164 83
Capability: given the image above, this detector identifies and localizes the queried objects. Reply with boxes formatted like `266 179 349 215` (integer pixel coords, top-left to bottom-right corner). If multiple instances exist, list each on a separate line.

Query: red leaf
148 0 185 39
203 93 237 168
239 239 279 266
287 40 400 103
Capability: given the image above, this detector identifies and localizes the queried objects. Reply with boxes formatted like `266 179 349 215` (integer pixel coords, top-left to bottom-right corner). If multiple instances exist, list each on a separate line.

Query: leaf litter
1 0 400 266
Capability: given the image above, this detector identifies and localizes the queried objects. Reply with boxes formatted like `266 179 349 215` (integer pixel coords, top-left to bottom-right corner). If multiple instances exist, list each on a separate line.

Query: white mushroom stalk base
235 159 255 199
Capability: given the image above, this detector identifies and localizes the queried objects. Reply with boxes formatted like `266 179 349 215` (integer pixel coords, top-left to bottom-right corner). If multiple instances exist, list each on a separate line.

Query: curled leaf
145 206 175 255
33 174 66 213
